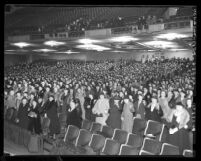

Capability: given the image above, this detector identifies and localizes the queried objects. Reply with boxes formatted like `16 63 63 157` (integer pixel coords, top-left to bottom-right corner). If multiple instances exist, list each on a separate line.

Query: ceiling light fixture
155 33 189 40
76 44 110 51
77 38 101 44
44 40 66 47
11 42 32 48
33 49 57 52
109 36 138 43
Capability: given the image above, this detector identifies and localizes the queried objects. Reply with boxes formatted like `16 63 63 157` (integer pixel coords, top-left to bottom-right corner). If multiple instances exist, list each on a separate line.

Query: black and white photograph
4 4 195 156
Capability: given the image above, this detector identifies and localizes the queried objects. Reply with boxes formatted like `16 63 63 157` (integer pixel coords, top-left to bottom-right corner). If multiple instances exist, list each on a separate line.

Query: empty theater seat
132 117 147 135
141 137 162 155
160 143 180 155
112 129 128 145
97 125 114 138
144 120 165 141
102 138 121 155
126 133 143 148
90 122 102 133
81 119 92 131
119 144 139 155
64 125 80 145
183 149 193 157
139 150 154 155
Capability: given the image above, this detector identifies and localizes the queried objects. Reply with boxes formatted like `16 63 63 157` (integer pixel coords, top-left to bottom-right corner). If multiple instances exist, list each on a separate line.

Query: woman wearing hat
27 99 42 134
165 103 192 154
92 92 110 126
84 93 96 122
66 98 82 128
121 95 135 133
45 95 60 139
145 95 163 122
106 95 122 129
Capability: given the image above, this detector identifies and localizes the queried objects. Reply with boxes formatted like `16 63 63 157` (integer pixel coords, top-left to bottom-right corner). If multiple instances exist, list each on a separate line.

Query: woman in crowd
84 93 96 122
66 98 82 128
106 95 122 129
45 95 60 139
16 97 30 130
145 95 163 122
27 99 42 134
92 92 110 126
166 103 192 154
121 95 135 133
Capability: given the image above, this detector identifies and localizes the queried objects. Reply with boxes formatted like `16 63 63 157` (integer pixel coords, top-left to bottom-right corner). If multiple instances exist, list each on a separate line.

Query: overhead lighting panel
77 38 101 44
33 49 56 52
143 41 178 49
155 33 189 40
76 44 110 51
44 40 66 47
109 36 138 43
55 50 80 54
11 42 33 48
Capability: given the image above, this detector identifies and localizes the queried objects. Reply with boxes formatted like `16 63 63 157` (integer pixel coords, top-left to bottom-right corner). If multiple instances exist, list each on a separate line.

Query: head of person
174 90 179 97
89 94 93 99
99 93 104 99
138 94 143 101
38 97 43 103
46 87 50 92
22 98 27 105
64 89 68 95
10 90 14 96
151 96 158 104
186 98 192 108
49 95 54 102
124 95 129 104
144 87 148 94
174 103 184 117
32 99 37 107
161 90 166 98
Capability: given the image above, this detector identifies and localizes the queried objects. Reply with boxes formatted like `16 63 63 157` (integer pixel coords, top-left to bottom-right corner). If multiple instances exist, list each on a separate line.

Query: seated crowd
4 56 195 155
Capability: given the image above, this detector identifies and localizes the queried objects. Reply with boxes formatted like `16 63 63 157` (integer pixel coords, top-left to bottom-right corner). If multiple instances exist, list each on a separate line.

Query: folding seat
126 133 143 149
102 138 121 155
90 122 102 133
74 129 93 155
59 113 67 128
183 149 193 157
144 120 164 142
160 143 180 155
81 119 92 131
119 144 139 155
112 129 128 145
139 150 154 155
22 129 31 148
97 125 114 138
41 116 51 136
132 117 147 135
64 125 80 145
141 137 162 155
88 134 106 155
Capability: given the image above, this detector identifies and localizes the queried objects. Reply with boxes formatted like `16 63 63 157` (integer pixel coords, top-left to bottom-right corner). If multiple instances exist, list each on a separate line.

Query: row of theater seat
56 118 193 156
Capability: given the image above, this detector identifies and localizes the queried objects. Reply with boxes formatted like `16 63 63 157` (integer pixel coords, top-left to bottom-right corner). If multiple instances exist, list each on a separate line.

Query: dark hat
180 90 186 95
99 92 104 96
124 95 129 100
152 95 158 99
113 95 121 100
176 102 184 107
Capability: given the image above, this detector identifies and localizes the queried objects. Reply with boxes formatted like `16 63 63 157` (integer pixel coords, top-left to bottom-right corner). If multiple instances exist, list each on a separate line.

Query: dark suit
133 100 146 120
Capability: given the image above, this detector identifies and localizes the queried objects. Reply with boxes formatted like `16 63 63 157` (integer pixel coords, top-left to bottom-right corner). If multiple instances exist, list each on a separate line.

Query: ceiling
4 30 193 56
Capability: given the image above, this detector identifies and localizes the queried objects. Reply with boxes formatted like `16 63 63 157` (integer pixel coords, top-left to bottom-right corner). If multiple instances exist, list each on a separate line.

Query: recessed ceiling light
155 33 189 40
11 42 33 48
143 41 178 49
76 44 110 51
110 50 126 53
55 50 80 54
109 36 138 43
5 50 15 52
33 49 57 52
44 40 66 47
77 38 101 44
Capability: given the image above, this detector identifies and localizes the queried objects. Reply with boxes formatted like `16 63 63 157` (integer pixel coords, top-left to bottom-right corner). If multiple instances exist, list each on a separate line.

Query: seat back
89 134 106 152
90 122 102 133
141 137 162 155
112 129 128 144
139 150 154 155
183 149 193 157
64 125 79 143
82 119 92 131
126 133 143 148
59 113 67 123
119 144 139 155
101 125 114 138
160 143 180 155
75 129 92 147
132 117 147 135
102 139 121 155
144 120 164 141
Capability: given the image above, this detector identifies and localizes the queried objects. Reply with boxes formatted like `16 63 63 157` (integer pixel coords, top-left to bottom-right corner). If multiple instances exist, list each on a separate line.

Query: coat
45 100 60 135
106 102 122 129
145 103 163 122
17 103 30 130
121 102 134 133
92 98 110 125
84 97 96 122
66 106 82 128
133 100 146 120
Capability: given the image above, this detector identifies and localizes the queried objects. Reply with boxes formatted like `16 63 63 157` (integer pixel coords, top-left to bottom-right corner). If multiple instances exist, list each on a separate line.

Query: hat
124 95 129 100
180 90 186 95
113 95 121 100
99 92 104 96
152 95 158 99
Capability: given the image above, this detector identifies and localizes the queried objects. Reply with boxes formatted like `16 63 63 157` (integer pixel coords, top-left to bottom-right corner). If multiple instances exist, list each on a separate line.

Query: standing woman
16 97 30 130
45 95 60 139
27 99 42 134
145 95 163 122
106 95 122 129
84 93 96 122
75 87 86 120
166 103 191 154
66 99 82 128
121 95 135 133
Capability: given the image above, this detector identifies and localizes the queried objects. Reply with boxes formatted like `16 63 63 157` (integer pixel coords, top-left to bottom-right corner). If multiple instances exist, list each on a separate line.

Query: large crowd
4 56 195 154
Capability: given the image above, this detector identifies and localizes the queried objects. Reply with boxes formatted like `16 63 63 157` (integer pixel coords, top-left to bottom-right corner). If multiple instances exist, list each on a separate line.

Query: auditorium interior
4 5 195 156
